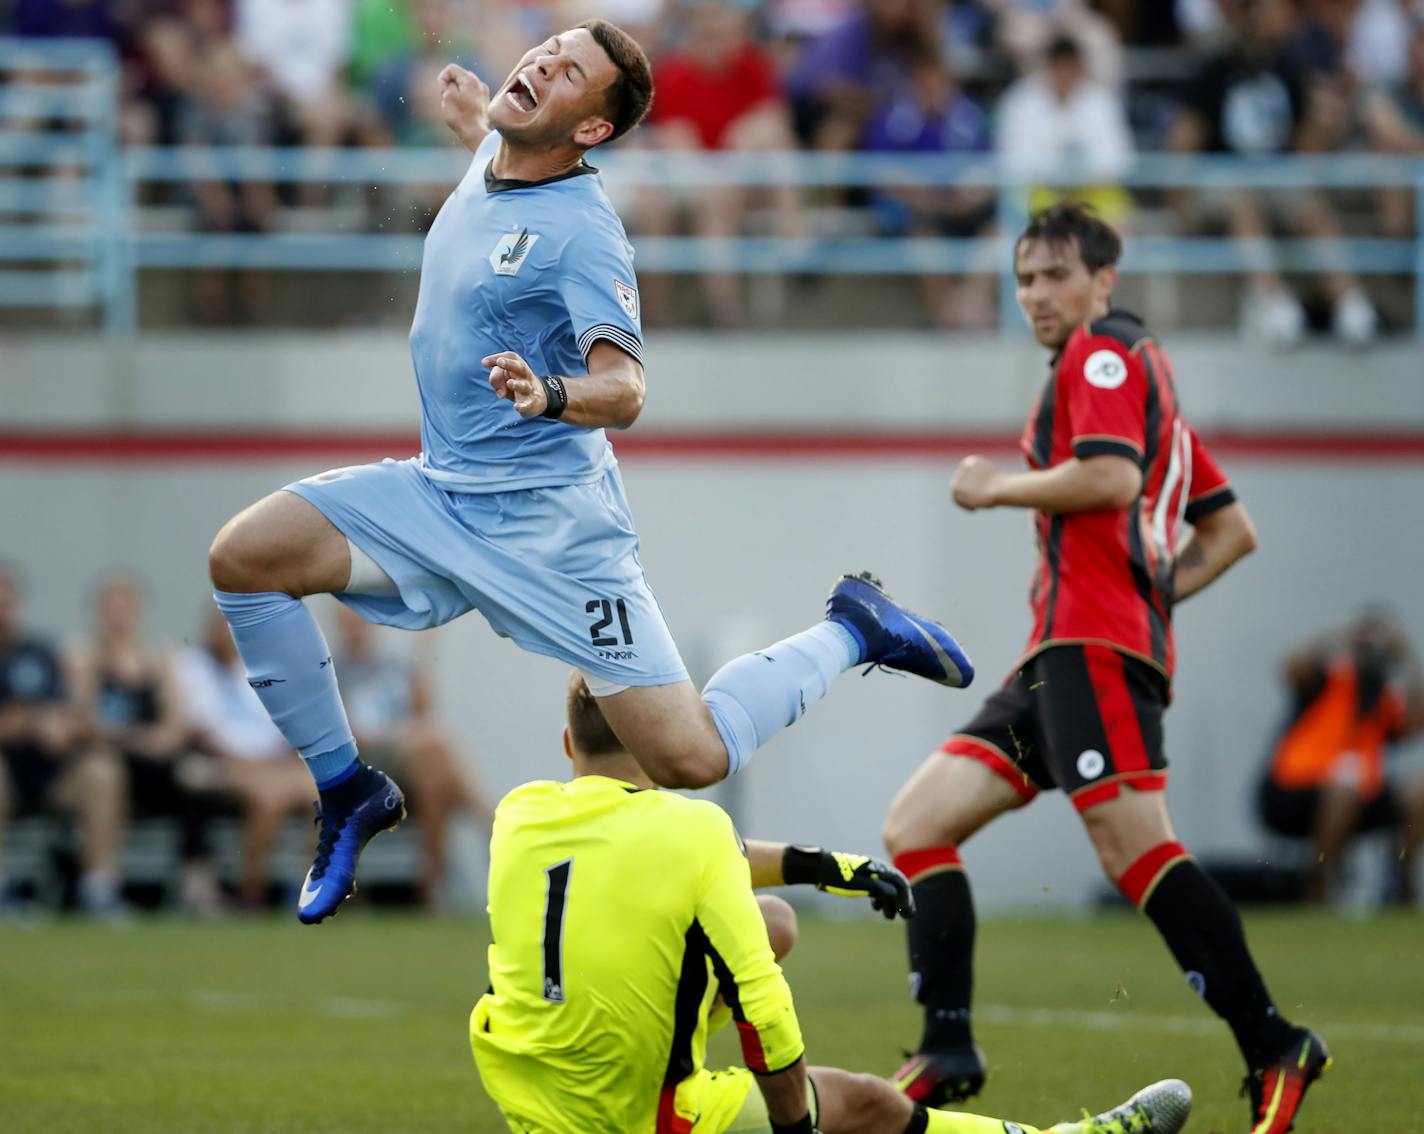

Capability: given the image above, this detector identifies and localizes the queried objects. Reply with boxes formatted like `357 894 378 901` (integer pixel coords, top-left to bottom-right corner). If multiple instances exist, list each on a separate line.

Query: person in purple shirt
861 50 997 328
786 0 940 150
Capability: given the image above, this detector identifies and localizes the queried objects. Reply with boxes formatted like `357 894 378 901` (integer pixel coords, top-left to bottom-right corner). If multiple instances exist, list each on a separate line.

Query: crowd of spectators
0 563 491 918
6 0 1424 334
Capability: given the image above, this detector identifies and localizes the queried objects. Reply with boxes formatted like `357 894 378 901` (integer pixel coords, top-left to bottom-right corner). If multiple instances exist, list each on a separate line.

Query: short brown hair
1016 201 1122 273
566 672 626 756
579 19 653 144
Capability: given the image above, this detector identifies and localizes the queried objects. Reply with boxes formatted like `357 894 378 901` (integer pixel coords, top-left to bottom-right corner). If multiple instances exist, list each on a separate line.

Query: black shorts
941 643 1169 812
1 744 65 816
1258 777 1402 838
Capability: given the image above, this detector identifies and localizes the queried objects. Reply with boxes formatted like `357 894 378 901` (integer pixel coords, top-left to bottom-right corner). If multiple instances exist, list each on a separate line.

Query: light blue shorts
286 458 688 689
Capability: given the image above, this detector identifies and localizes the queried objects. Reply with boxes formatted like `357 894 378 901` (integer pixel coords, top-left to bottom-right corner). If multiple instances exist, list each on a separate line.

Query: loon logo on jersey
614 278 640 323
490 228 540 276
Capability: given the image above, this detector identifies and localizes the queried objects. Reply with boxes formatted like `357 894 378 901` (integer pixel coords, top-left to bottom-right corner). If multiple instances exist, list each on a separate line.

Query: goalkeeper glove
781 845 915 919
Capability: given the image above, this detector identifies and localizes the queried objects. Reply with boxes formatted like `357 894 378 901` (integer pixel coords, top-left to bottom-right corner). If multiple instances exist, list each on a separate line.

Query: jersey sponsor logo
1084 349 1128 390
490 228 540 276
1076 749 1106 780
614 278 640 323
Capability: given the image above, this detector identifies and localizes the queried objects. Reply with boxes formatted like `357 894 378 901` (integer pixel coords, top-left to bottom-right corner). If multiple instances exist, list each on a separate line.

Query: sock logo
1185 970 1207 998
908 972 922 1000
249 677 287 689
1076 748 1106 780
319 656 333 669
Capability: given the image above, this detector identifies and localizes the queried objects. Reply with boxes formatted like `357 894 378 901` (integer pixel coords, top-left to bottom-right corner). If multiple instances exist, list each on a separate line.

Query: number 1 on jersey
542 858 573 1003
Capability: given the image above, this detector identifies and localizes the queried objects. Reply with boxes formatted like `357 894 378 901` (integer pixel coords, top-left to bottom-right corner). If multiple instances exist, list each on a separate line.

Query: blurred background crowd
0 563 491 918
4 0 1424 335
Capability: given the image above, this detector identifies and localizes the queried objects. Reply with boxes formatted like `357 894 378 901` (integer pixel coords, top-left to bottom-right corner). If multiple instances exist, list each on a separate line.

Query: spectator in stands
786 0 940 151
71 575 223 914
175 38 278 322
0 565 126 916
1348 0 1424 89
121 0 232 147
12 0 118 40
980 0 1125 87
180 605 313 908
1259 610 1424 905
862 48 997 327
1170 0 1382 346
996 33 1135 226
234 0 377 177
1365 19 1424 237
332 604 490 908
640 0 803 326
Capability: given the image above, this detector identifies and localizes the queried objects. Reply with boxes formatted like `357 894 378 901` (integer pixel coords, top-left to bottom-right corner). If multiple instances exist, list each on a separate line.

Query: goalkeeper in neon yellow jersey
470 673 1193 1134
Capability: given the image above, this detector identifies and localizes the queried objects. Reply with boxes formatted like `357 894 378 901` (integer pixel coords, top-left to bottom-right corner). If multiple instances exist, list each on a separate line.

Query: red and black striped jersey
1017 309 1235 681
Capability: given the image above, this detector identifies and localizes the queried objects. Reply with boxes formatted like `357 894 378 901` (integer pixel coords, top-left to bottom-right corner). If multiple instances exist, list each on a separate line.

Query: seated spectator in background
181 605 313 908
71 575 222 915
1259 610 1424 905
1169 0 1381 347
862 49 997 328
0 566 126 916
1348 0 1424 90
640 0 802 326
121 0 232 147
1365 20 1424 237
175 39 278 323
332 605 489 908
786 0 940 151
981 0 1125 87
235 0 381 184
997 33 1134 227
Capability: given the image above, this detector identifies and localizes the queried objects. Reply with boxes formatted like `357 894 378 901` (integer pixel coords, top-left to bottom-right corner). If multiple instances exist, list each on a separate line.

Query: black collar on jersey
484 159 598 195
1049 307 1145 367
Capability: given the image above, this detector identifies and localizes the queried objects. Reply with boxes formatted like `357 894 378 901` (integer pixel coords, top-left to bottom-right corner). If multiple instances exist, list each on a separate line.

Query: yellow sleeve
691 804 804 1074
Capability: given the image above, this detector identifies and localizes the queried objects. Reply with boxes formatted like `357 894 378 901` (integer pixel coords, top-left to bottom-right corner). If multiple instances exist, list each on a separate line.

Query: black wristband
770 1116 816 1134
781 845 823 887
538 374 568 419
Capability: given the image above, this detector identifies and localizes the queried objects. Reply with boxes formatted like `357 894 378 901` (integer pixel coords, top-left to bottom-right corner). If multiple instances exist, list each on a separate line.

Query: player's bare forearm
484 342 645 429
1172 501 1257 602
953 453 1142 514
755 1057 814 1129
746 840 787 888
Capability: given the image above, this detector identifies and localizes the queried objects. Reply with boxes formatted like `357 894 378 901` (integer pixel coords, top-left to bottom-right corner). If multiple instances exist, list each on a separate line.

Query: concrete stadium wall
2 331 1421 912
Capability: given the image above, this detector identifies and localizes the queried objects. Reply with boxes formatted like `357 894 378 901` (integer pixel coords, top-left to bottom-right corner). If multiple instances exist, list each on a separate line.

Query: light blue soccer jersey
409 131 644 493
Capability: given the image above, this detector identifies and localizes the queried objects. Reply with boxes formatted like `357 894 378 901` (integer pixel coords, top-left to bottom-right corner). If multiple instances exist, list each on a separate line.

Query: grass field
2 908 1420 1133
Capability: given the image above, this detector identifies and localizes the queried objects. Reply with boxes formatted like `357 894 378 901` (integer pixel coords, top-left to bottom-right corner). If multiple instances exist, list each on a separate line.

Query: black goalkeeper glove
770 1115 818 1134
781 845 915 920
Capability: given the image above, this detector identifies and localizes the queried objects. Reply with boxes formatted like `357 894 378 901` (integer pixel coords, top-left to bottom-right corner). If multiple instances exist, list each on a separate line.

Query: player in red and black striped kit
882 204 1329 1134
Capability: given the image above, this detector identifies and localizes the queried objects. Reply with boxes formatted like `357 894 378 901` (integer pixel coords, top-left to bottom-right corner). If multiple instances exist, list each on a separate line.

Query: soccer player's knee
757 894 798 960
208 522 260 591
642 742 725 790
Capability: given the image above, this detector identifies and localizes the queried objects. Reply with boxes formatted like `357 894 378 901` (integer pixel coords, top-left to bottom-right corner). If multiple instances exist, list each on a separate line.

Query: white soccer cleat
1047 1078 1193 1134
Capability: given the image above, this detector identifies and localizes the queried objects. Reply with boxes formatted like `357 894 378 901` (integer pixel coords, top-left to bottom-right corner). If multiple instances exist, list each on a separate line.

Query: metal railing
4 38 1424 334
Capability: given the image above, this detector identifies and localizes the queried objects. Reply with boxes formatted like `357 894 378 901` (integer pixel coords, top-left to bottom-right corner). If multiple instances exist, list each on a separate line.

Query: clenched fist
439 64 490 152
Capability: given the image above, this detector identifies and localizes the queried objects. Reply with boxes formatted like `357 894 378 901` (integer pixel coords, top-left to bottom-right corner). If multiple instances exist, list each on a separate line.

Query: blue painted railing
3 38 1423 333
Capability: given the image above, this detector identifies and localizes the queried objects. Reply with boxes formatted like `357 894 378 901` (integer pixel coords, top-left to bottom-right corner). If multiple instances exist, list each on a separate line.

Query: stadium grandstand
1 1 1421 1132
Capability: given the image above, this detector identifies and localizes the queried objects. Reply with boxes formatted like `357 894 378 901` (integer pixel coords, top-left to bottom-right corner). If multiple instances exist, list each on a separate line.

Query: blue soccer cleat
827 572 974 688
297 768 406 925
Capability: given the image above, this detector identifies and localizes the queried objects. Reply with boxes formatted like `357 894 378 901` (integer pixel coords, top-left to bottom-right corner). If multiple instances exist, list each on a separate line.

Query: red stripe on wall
0 428 1422 463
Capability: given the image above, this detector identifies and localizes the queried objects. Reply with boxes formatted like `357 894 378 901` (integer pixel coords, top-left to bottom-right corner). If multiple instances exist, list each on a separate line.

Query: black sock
318 763 381 810
1142 860 1294 1067
906 868 977 1052
900 1105 930 1134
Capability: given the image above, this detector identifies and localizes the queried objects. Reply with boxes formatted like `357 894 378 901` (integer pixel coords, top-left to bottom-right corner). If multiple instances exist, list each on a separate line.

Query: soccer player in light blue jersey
207 20 973 925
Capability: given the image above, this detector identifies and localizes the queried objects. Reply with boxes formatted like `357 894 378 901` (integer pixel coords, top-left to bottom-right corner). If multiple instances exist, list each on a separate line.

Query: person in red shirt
639 0 801 325
881 203 1329 1134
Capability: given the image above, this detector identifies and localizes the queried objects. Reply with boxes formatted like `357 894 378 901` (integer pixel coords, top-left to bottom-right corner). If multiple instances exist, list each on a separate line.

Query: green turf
1 908 1418 1132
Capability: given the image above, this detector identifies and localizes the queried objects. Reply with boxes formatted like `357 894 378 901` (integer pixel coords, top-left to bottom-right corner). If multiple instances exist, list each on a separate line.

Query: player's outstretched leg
697 573 973 777
1046 1079 1193 1134
210 491 406 923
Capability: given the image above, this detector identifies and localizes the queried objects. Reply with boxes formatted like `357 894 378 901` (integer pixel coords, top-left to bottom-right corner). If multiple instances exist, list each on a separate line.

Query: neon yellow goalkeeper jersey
470 775 804 1134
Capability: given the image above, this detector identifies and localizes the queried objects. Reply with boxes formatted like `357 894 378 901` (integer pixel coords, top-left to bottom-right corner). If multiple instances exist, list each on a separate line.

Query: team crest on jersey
1084 349 1128 390
614 278 640 323
490 228 539 276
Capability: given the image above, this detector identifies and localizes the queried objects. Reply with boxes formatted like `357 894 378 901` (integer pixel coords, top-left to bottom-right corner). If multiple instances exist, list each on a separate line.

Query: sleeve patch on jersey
1084 349 1129 390
614 278 640 324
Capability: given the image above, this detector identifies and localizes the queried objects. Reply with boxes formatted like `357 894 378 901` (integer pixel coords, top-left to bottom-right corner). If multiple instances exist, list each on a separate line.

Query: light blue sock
212 590 358 790
702 621 861 776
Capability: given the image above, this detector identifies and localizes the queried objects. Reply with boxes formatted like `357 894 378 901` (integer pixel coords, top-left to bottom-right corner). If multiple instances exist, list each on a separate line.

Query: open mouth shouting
505 71 538 114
